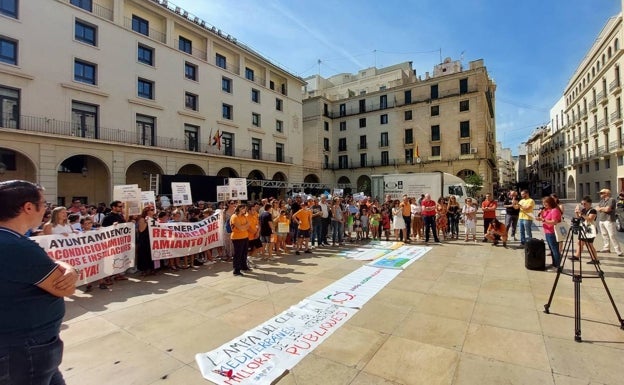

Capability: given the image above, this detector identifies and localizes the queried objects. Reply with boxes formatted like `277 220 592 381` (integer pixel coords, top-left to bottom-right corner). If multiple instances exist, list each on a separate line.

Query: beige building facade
0 0 308 204
302 58 498 197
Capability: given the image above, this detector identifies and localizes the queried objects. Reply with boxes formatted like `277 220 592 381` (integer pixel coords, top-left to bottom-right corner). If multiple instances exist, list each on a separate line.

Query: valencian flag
212 129 222 150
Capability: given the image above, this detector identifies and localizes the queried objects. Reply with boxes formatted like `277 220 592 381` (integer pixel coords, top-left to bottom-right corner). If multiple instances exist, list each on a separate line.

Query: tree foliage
464 174 484 197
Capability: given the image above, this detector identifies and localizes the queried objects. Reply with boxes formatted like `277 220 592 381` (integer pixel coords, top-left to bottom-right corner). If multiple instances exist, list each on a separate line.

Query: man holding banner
0 180 79 385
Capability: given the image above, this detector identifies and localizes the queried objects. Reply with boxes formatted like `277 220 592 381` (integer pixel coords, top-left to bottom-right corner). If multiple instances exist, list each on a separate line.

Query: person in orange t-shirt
230 204 250 276
246 203 262 258
292 205 312 255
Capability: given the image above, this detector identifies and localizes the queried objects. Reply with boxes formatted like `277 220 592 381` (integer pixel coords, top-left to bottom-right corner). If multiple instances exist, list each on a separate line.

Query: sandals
99 283 109 290
85 284 93 292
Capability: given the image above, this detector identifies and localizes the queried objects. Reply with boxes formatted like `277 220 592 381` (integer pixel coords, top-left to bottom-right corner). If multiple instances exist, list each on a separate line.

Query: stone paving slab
59 237 624 384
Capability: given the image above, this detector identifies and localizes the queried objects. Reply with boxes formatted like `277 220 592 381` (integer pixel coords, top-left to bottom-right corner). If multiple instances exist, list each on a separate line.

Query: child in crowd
370 207 381 240
360 208 369 239
276 209 290 254
353 212 363 241
381 209 391 241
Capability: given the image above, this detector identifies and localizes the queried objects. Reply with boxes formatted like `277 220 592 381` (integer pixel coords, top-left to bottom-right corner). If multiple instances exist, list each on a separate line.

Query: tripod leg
584 242 624 329
574 274 582 342
544 227 575 314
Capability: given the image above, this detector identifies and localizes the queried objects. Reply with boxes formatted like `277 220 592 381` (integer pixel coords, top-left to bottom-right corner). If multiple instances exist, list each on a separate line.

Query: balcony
589 99 597 112
378 141 389 148
124 17 166 43
611 110 623 126
177 39 207 61
597 91 608 106
1 114 293 163
597 119 606 131
589 125 597 136
610 79 621 95
357 143 367 150
581 108 588 120
63 0 113 21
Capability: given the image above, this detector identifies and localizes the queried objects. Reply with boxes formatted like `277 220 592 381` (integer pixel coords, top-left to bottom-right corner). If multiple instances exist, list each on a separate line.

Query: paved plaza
60 236 624 385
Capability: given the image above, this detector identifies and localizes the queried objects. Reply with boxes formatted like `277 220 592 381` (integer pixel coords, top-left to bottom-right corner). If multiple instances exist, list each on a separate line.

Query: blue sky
173 0 621 155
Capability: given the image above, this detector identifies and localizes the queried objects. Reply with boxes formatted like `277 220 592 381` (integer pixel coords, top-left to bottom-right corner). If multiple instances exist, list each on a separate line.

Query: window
185 92 198 111
380 132 389 147
137 78 154 99
380 95 388 109
276 98 283 111
430 84 438 99
0 37 17 65
222 103 232 120
606 158 611 169
245 67 254 81
431 125 440 141
404 90 412 104
595 161 600 171
323 138 330 151
276 143 284 162
269 80 275 90
585 164 589 173
70 0 92 12
178 36 192 54
459 100 469 111
460 143 471 155
339 121 346 131
136 114 155 146
251 88 260 103
405 149 414 164
252 138 261 159
72 101 98 138
405 128 413 144
185 62 197 81
137 44 153 65
380 114 388 124
222 132 233 156
431 146 441 156
359 135 367 149
252 112 261 127
216 53 226 69
339 155 349 169
359 118 366 128
360 153 367 167
460 78 468 94
339 103 346 117
0 85 19 129
184 124 199 152
222 77 232 93
75 20 96 46
381 151 389 166
359 99 366 113
1 0 17 18
276 119 283 133
324 121 329 131
431 105 439 116
338 138 347 151
460 121 470 138
131 15 149 36
404 110 412 120
74 59 96 85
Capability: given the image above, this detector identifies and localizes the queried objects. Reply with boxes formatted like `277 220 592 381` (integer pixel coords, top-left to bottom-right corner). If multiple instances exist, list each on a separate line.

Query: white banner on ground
195 299 357 385
307 266 401 309
366 240 405 250
338 248 389 261
148 212 223 260
31 223 135 285
367 245 431 269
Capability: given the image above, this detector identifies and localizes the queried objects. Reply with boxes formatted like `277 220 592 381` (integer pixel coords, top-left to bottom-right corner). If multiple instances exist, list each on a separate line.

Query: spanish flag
212 130 222 150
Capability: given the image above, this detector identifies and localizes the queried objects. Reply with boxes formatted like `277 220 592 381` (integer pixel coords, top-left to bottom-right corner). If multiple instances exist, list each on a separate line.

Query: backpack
225 217 232 233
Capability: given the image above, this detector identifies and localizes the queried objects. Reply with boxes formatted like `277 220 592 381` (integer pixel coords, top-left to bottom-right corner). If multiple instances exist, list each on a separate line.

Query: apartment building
302 58 498 197
0 0 306 204
555 11 624 200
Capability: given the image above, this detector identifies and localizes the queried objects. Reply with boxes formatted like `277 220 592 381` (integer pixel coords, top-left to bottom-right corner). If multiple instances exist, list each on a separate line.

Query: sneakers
304 249 312 254
502 242 507 247
295 251 300 255
482 238 488 243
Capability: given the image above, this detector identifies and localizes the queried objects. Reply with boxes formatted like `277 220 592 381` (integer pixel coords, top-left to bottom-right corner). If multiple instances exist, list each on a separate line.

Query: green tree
464 174 483 198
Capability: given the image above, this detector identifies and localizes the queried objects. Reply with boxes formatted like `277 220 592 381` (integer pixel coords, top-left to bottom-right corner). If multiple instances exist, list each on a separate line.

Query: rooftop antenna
373 49 377 68
317 59 321 76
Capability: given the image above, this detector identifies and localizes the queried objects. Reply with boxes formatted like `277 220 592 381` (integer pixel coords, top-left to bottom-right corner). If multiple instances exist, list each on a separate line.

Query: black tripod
544 219 624 342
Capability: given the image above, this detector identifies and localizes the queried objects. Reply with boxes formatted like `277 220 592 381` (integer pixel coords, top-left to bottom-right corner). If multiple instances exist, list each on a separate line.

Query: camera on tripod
570 217 581 229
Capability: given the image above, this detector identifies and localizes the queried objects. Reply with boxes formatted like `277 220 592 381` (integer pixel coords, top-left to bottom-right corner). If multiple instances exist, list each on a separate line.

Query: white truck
371 172 470 205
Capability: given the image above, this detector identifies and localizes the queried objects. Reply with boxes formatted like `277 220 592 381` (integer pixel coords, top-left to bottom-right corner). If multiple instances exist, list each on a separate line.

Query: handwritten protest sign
149 211 223 260
31 223 135 285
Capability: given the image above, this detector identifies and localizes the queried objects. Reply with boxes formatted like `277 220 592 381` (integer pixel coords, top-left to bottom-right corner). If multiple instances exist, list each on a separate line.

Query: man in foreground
0 180 79 384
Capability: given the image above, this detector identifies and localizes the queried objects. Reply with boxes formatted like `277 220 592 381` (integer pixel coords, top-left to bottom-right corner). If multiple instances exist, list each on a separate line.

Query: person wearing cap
596 188 623 256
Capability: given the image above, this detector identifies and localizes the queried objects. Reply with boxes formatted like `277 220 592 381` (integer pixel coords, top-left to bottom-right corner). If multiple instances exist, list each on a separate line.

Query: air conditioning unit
470 147 478 154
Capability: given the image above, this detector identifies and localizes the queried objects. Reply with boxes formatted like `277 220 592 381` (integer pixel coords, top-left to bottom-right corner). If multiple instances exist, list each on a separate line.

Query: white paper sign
228 178 248 200
141 191 156 209
113 184 142 216
171 182 193 206
216 185 231 202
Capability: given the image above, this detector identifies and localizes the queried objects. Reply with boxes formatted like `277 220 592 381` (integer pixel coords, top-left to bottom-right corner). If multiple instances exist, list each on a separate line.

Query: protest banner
228 178 248 200
196 299 357 385
149 211 223 260
113 184 142 216
31 223 135 285
171 182 193 206
367 245 431 269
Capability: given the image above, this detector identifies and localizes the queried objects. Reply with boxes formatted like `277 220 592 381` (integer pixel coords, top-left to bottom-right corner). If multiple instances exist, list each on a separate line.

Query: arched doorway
567 175 576 200
127 160 163 192
303 174 321 195
247 170 265 201
217 167 239 178
357 175 371 196
457 169 476 180
58 155 110 206
0 148 37 183
178 164 205 175
269 172 288 199
337 176 352 195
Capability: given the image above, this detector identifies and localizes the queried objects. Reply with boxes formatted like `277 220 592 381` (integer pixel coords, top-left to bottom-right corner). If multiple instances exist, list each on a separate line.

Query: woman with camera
574 196 599 264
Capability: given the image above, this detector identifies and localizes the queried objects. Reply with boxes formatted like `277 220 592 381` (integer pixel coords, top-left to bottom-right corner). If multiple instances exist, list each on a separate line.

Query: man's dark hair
110 200 122 208
582 195 592 203
0 180 44 221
